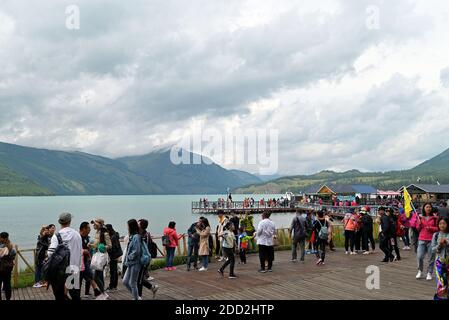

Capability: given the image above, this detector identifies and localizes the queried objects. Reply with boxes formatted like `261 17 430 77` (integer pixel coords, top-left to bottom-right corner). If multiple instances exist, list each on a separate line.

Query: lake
0 194 296 249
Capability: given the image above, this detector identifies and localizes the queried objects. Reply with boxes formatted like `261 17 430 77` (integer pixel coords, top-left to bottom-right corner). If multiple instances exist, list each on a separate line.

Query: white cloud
1 0 449 175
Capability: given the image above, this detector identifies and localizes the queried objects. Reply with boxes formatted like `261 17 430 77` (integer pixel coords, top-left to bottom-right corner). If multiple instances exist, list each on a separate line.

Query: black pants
362 229 375 251
401 228 410 247
315 239 327 262
94 270 104 292
391 236 401 259
51 275 81 301
137 264 153 297
187 245 199 269
109 259 118 290
239 249 247 263
0 269 12 300
355 230 362 251
411 228 419 253
220 247 235 276
379 234 393 260
258 245 274 270
80 269 93 295
215 237 221 256
344 230 355 252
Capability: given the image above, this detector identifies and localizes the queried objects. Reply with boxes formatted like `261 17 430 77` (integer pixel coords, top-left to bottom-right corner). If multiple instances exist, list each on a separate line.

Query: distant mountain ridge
234 148 449 194
0 142 261 196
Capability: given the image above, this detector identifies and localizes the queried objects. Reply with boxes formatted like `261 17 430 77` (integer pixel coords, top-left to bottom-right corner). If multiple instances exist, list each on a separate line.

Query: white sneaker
416 271 423 279
33 283 43 288
148 276 155 281
218 257 224 262
199 267 208 271
138 296 143 300
345 251 349 255
363 251 370 255
95 293 109 300
426 273 433 281
350 252 357 255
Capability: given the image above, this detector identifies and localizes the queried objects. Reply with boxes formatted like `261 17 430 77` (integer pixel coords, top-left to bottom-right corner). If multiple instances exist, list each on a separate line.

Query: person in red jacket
163 222 184 271
415 203 439 280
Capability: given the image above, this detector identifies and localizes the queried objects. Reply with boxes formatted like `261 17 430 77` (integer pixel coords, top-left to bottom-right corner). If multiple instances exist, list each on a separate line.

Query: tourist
196 218 211 271
187 218 201 271
34 225 51 288
354 209 363 253
399 208 411 250
390 208 401 261
123 219 142 300
361 207 375 254
105 224 122 291
163 221 183 270
256 212 276 273
343 211 357 255
290 210 307 262
240 212 256 250
90 218 112 293
218 222 237 279
47 213 83 301
415 203 439 280
431 216 449 300
0 232 16 301
79 222 107 300
137 219 159 299
438 202 449 219
379 207 394 263
229 212 240 253
325 212 336 252
409 210 420 253
313 210 330 266
305 211 316 254
215 211 229 261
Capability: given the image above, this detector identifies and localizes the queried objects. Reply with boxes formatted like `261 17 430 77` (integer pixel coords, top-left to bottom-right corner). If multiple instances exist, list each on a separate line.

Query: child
431 216 449 300
238 227 253 264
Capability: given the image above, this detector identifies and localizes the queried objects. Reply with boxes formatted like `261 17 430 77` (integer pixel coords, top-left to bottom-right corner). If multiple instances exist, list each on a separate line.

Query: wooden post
13 245 19 288
182 235 188 256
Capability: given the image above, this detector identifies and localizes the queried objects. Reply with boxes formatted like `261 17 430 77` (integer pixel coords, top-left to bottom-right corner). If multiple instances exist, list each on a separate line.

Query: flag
403 187 413 218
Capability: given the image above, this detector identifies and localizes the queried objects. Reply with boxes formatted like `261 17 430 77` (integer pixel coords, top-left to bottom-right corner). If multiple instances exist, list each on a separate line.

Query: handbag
91 251 109 271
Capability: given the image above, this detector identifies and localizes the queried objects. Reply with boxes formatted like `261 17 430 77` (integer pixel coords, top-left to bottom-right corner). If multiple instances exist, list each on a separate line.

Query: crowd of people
1 201 449 300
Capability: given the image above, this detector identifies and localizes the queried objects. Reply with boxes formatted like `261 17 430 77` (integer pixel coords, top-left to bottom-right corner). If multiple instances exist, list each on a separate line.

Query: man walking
290 210 307 262
256 212 276 273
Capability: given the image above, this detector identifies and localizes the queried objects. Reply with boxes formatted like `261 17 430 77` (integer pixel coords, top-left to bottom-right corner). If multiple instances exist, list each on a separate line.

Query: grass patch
14 267 36 289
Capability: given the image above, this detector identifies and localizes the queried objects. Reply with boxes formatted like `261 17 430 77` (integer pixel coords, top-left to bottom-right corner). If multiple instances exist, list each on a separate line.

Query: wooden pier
10 249 434 300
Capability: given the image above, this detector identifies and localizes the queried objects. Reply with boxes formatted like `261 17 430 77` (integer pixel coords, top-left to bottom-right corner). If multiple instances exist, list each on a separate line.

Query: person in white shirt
256 212 276 273
47 212 83 301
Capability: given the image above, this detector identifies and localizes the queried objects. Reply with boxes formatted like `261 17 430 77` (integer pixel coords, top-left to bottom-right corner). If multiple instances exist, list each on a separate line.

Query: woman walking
218 222 237 279
123 219 142 300
196 218 211 271
313 210 330 266
432 216 449 300
0 232 16 301
163 222 183 271
105 224 123 291
343 212 357 255
416 203 439 280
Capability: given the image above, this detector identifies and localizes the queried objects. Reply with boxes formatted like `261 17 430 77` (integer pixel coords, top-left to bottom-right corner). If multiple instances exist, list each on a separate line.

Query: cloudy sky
1 0 449 175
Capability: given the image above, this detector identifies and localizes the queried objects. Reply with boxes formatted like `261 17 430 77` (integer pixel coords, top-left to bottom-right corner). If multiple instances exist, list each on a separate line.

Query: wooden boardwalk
11 249 434 300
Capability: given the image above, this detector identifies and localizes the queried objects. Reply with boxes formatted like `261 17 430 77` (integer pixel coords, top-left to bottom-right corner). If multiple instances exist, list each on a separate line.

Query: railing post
13 245 19 288
182 235 188 256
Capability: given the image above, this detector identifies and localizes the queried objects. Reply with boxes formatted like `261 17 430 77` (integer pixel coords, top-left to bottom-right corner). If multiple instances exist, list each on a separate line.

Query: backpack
108 234 123 260
294 217 306 240
162 234 171 247
42 233 70 283
140 238 151 266
317 220 329 240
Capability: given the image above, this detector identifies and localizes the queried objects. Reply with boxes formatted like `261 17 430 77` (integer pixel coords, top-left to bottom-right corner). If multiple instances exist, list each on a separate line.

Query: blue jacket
124 234 142 267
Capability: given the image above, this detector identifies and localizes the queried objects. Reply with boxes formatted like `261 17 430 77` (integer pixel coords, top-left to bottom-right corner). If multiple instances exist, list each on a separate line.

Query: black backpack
42 233 71 283
144 232 158 259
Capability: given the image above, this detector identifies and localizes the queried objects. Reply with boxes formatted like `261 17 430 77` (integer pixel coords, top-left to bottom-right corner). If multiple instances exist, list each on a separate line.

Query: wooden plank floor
11 249 435 300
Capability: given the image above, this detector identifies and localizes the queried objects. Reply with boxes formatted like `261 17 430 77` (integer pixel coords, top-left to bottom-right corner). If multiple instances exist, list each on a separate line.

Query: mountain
0 142 261 196
117 150 262 194
234 148 449 194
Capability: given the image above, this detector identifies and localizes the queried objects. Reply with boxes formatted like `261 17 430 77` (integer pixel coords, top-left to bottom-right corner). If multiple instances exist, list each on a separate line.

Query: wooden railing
11 225 380 288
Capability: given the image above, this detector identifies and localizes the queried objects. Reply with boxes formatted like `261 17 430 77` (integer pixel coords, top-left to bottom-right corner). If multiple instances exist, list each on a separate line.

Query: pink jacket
416 215 439 241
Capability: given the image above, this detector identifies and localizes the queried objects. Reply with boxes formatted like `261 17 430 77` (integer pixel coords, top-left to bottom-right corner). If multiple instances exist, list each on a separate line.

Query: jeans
201 255 209 268
187 245 199 269
292 237 306 261
108 259 118 289
137 264 153 297
94 270 105 292
220 247 235 275
35 260 44 283
417 240 435 274
165 247 176 267
344 230 355 252
123 264 140 300
258 245 274 270
0 269 12 300
401 228 410 247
